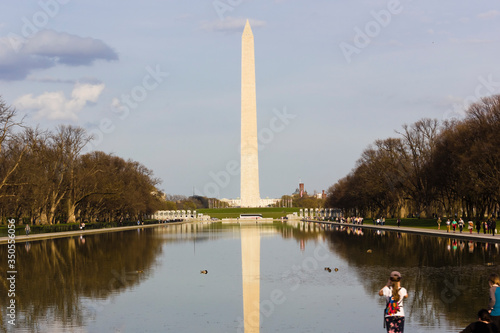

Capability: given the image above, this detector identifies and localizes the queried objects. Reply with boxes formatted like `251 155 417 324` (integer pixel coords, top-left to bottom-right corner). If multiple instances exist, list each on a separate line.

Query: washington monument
240 20 261 208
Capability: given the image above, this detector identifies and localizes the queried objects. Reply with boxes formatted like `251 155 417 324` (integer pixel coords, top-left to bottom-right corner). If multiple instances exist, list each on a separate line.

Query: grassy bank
198 207 300 219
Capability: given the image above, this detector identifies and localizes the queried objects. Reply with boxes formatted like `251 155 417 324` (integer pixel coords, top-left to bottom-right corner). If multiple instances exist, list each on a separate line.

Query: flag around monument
240 20 261 208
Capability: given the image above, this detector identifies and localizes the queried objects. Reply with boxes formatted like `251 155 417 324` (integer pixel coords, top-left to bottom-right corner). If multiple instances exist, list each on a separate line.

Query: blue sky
1 0 499 199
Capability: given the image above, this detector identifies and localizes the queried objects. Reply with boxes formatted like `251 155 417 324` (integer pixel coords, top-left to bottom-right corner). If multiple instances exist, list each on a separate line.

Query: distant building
219 197 281 207
314 191 327 200
293 182 307 197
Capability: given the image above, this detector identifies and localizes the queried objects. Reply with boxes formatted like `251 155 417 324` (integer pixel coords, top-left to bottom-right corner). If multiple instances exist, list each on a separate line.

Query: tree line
0 97 164 225
326 94 500 219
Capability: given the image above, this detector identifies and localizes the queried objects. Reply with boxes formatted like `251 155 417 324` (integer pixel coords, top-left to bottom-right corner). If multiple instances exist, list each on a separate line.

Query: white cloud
477 10 500 20
110 97 130 116
200 17 266 32
15 82 105 121
111 97 122 109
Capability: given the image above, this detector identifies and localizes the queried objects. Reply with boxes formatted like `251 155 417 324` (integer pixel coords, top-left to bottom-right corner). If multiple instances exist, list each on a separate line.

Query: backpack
385 288 401 316
383 287 402 328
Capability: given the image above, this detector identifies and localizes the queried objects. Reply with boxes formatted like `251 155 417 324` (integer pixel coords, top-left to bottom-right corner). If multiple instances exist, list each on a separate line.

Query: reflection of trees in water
323 227 500 329
216 221 498 329
0 229 164 332
272 221 326 241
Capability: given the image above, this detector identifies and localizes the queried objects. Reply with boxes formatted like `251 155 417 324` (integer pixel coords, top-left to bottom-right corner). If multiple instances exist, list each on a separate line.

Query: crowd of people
379 272 500 333
335 216 364 224
332 215 498 236
437 217 497 236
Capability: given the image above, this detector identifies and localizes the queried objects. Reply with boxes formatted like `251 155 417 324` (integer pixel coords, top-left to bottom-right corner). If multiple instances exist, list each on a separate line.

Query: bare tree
0 98 29 197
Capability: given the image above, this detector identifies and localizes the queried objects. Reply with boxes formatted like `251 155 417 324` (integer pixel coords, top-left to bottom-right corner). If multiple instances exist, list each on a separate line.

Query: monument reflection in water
1 222 500 332
240 226 260 333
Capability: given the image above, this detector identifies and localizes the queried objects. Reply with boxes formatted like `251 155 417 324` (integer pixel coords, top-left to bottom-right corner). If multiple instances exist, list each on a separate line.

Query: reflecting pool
1 221 499 332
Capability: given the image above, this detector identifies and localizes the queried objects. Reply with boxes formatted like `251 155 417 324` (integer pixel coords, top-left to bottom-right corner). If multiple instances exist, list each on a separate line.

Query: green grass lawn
196 209 441 226
197 207 300 219
0 213 443 237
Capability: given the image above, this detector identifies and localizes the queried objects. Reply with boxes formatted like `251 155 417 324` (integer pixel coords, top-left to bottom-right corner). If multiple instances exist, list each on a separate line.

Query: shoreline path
0 222 184 245
308 220 500 244
1 220 499 244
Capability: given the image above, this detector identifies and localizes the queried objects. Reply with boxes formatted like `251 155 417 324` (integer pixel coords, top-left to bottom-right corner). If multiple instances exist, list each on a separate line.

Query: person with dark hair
379 271 408 333
460 309 499 333
489 273 500 330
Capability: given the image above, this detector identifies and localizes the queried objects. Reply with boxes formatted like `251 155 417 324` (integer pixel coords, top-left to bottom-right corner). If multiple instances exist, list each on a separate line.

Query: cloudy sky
1 0 499 199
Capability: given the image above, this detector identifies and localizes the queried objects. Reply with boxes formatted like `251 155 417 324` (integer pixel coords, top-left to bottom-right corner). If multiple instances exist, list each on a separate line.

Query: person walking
459 218 464 233
379 271 408 333
468 220 474 234
446 219 451 233
25 224 30 236
492 219 497 237
477 220 482 234
489 273 500 331
460 309 499 333
397 218 401 228
452 219 458 233
437 217 442 230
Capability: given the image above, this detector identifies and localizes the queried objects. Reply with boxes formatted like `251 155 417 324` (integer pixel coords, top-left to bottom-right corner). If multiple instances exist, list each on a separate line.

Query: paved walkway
0 222 183 245
307 220 500 243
